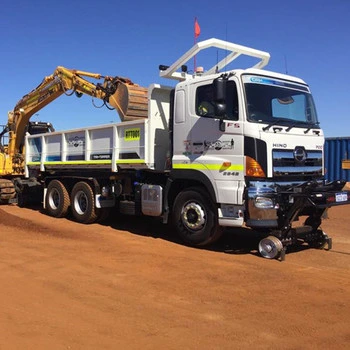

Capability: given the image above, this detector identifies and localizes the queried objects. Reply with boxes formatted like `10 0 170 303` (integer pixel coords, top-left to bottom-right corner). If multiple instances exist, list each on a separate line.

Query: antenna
225 23 228 73
284 54 288 74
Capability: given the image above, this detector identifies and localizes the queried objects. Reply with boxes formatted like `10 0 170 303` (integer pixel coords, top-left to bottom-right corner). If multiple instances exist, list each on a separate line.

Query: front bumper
246 180 350 229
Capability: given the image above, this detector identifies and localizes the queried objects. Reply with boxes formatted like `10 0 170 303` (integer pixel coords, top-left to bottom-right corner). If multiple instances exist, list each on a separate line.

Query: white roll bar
159 38 270 81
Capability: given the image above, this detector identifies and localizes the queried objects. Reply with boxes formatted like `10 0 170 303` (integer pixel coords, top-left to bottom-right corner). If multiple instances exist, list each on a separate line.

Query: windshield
243 75 319 127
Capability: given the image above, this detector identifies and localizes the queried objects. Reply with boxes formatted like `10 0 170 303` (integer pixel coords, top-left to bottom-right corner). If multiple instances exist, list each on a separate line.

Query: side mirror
213 76 226 101
213 77 226 118
215 103 226 117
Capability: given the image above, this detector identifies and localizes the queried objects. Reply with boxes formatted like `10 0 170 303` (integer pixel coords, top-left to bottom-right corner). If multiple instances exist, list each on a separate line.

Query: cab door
173 78 245 205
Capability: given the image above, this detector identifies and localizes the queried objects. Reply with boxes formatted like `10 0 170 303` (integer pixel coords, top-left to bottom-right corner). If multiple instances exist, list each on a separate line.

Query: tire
172 187 222 246
71 181 98 224
45 180 70 218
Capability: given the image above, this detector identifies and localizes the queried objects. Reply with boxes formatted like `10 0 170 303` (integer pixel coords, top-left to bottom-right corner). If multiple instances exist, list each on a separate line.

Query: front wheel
172 188 222 246
71 181 98 224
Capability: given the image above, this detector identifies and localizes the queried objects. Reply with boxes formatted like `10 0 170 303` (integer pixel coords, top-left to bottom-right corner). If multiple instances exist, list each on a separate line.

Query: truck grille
272 148 322 177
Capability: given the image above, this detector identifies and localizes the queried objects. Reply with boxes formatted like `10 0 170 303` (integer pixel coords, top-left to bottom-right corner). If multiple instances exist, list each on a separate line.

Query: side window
195 81 239 120
196 84 215 117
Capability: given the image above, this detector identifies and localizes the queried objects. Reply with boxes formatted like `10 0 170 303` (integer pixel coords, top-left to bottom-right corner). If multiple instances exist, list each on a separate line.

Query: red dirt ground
0 202 349 349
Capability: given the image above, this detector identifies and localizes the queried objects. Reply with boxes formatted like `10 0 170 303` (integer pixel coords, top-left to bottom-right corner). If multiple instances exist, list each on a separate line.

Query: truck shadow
101 214 254 253
101 214 313 259
27 205 314 259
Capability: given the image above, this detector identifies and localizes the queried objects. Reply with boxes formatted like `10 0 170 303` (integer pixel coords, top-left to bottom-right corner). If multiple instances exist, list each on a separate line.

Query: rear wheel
71 181 98 224
172 187 222 246
45 180 70 218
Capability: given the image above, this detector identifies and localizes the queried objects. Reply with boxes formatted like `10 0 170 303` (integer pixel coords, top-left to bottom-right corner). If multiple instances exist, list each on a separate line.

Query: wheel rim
73 190 88 215
181 202 206 231
48 188 60 210
258 236 283 259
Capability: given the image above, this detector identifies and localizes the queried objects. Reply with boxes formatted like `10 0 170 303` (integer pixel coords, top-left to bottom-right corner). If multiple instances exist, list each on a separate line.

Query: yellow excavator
0 66 148 204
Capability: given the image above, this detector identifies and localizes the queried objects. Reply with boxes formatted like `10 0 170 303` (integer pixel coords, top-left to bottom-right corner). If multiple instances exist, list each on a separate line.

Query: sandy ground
0 203 349 350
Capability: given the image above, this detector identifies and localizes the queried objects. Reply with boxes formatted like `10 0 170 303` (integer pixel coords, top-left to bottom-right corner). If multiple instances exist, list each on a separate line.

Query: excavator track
0 179 16 204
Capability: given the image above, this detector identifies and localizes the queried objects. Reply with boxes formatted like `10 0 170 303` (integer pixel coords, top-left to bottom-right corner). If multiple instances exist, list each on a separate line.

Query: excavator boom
2 66 148 179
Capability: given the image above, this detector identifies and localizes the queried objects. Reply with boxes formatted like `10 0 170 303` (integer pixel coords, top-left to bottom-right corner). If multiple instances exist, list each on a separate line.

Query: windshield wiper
262 118 319 132
262 118 287 131
286 121 319 132
285 123 301 132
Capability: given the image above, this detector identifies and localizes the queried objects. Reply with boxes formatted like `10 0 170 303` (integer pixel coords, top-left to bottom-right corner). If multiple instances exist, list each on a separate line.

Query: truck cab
161 39 349 258
172 68 323 226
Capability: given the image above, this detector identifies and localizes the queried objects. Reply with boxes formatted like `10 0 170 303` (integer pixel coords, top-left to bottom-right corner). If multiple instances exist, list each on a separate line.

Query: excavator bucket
109 83 148 121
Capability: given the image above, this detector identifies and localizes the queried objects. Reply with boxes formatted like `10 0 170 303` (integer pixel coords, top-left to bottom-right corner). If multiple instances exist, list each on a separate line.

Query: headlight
255 196 274 209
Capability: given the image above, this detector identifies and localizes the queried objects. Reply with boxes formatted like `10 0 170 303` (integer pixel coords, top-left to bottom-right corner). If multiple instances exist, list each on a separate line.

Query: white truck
21 38 350 260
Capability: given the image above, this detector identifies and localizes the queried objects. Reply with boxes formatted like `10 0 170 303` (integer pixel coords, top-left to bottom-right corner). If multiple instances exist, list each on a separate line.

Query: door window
196 81 239 120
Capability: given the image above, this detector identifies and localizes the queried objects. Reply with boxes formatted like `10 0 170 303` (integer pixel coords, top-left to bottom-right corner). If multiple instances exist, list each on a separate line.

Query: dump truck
4 38 350 260
0 66 147 204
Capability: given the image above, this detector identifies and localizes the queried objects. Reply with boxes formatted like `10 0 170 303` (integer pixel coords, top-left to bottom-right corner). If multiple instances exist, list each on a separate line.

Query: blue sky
1 0 349 137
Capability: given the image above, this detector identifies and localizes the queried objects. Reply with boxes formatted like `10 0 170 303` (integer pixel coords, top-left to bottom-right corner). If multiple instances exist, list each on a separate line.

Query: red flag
194 18 201 39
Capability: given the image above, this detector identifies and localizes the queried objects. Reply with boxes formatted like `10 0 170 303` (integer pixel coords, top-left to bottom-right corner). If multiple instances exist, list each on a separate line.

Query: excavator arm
3 66 148 176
